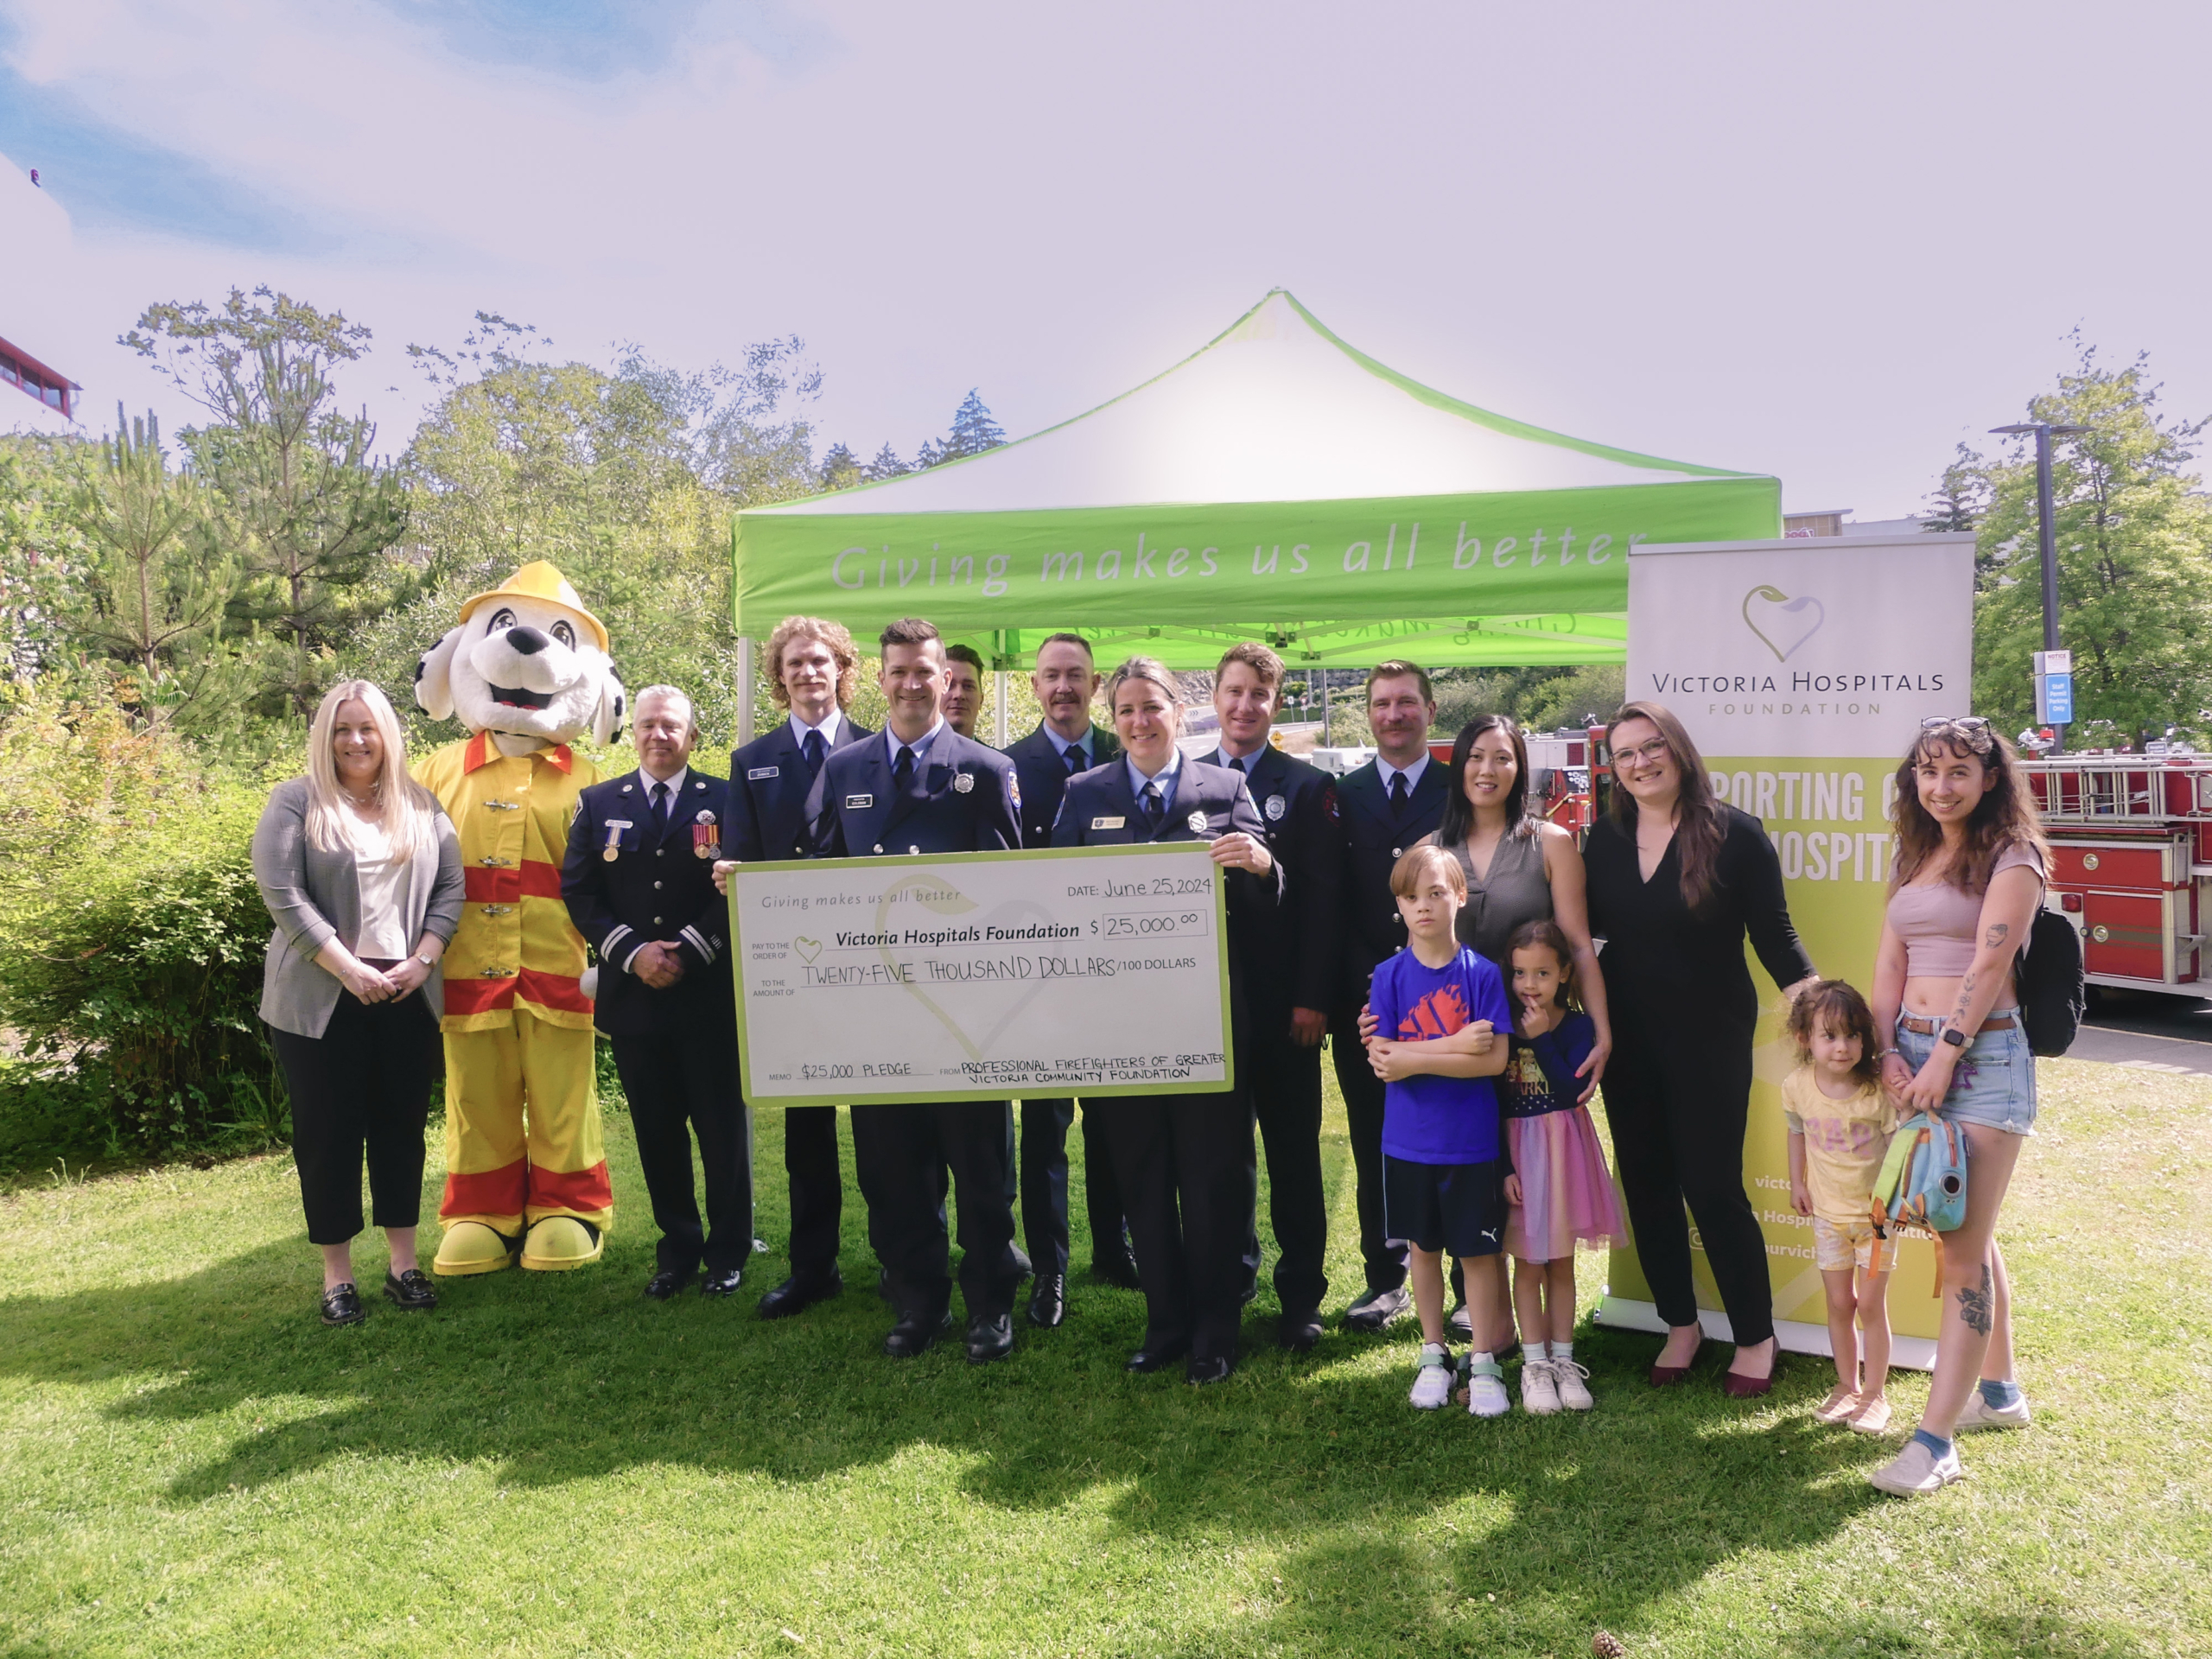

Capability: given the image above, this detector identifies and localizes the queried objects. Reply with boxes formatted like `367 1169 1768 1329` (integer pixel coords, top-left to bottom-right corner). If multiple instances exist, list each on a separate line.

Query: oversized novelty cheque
731 843 1233 1107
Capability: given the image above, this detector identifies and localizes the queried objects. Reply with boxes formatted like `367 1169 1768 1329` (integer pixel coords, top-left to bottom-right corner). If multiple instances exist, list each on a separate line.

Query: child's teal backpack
1872 1113 1969 1258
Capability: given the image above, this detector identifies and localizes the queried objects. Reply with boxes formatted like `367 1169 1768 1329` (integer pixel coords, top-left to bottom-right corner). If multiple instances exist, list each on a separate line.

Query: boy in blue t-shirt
1364 844 1516 1416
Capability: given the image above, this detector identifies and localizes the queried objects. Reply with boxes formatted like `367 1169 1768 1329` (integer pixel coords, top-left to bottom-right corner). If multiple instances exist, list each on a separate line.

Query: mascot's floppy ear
591 671 626 747
416 625 464 722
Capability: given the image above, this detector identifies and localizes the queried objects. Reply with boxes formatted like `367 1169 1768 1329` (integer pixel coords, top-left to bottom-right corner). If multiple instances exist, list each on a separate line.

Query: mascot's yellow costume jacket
412 562 626 1274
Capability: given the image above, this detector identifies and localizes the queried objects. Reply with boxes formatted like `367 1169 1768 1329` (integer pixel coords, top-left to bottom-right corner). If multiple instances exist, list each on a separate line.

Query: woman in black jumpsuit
1585 702 1815 1396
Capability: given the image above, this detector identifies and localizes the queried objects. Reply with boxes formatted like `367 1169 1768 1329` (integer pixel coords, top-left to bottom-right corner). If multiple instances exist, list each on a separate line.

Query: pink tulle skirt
1503 1103 1624 1262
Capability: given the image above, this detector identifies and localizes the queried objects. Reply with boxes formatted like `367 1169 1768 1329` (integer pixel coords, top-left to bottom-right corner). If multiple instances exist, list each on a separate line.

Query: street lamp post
1992 420 2088 752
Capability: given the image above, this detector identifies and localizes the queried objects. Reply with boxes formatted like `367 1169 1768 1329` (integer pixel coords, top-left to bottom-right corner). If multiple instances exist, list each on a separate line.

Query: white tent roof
769 290 1736 517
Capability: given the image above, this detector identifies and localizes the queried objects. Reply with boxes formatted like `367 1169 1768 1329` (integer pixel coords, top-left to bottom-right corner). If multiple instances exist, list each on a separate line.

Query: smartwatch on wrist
415 950 436 967
1941 1026 1969 1049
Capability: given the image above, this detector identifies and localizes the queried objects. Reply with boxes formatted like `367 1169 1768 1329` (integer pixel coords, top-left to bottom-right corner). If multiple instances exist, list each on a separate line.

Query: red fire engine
2018 752 2212 1000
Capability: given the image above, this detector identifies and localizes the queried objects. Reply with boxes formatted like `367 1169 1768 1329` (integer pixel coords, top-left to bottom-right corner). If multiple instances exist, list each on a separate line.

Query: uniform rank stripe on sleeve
681 925 716 962
601 923 632 958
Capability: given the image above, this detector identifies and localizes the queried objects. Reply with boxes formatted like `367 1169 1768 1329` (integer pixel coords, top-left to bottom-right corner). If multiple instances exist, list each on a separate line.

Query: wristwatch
1941 1026 1969 1048
415 950 437 968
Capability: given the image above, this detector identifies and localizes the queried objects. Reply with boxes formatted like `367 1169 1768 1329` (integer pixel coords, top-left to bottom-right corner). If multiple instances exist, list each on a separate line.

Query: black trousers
271 991 440 1246
1329 1002 1403 1294
1601 1025 1774 1347
850 1100 1028 1319
1240 1024 1329 1315
783 1104 844 1285
610 1023 752 1275
1018 1096 1128 1277
1107 1088 1258 1363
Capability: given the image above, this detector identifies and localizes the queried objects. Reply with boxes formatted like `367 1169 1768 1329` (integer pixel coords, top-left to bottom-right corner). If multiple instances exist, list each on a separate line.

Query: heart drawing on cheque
1740 583 1826 663
872 875 1056 1061
793 935 823 964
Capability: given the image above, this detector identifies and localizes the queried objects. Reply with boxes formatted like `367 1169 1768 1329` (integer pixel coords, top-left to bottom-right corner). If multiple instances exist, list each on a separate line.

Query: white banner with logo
1603 531 1976 1367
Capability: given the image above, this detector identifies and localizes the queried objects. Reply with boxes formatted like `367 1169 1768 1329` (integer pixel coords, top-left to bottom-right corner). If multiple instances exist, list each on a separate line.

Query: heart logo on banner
794 935 823 963
872 875 1058 1062
1741 584 1827 662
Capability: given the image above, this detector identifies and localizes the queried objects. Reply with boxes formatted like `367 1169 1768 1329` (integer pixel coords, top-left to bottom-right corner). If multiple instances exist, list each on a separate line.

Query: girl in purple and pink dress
1498 918 1625 1414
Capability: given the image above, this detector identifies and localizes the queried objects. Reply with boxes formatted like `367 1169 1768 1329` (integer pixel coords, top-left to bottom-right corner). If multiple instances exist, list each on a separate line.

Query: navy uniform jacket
728 712 874 861
1004 722 1120 850
1334 758 1448 1007
810 723 1023 858
1050 758 1283 927
561 768 735 1038
1199 744 1343 1019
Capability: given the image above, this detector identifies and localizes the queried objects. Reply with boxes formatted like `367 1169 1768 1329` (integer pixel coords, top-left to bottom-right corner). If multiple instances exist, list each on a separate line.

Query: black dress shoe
1027 1273 1066 1328
1186 1354 1236 1386
1277 1308 1324 1353
1125 1338 1190 1373
644 1267 696 1300
701 1266 744 1298
382 1268 438 1311
883 1305 952 1358
320 1282 365 1327
756 1273 842 1319
1344 1285 1412 1332
966 1311 1015 1363
1091 1250 1141 1290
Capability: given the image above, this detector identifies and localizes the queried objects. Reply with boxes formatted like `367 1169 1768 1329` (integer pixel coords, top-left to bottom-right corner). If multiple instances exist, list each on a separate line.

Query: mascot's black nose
505 626 550 656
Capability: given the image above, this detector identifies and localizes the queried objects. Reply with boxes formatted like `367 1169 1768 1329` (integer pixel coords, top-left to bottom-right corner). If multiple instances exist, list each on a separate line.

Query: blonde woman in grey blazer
252 680 464 1327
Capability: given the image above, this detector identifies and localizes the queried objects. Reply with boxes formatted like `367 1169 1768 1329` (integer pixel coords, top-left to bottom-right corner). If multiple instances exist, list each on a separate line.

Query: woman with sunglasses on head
1865 717 2048 1497
1583 702 1818 1397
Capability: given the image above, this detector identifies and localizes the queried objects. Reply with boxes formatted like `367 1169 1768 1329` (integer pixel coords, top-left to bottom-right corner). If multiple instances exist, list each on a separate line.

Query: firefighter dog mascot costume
413 562 626 1275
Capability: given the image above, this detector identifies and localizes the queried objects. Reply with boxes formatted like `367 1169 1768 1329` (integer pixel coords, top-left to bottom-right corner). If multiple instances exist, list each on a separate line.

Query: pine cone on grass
1592 1631 1627 1658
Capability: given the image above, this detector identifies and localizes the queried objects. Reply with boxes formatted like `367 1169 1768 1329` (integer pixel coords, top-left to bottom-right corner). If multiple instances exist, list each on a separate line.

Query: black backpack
2013 906 2085 1058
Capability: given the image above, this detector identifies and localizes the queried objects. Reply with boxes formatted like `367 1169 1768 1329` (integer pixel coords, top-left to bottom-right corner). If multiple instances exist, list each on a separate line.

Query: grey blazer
251 776 466 1038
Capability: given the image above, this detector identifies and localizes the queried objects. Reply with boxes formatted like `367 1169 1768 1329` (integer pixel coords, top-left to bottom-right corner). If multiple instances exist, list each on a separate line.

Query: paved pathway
2075 990 2212 1077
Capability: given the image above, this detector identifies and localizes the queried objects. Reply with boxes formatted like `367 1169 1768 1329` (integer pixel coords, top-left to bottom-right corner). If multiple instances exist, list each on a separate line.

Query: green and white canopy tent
731 290 1777 719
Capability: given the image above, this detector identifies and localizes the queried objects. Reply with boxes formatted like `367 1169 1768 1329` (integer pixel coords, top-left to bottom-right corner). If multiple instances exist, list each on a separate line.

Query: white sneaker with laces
1868 1439 1966 1497
1552 1357 1594 1411
1408 1343 1454 1410
1520 1357 1561 1414
1955 1390 2032 1432
1464 1355 1510 1418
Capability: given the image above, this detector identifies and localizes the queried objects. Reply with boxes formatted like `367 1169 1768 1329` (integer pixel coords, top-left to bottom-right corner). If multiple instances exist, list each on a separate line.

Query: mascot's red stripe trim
518 860 563 898
442 1159 527 1217
442 977 514 1014
530 1161 614 1212
518 968 591 1012
461 734 576 775
441 969 590 1016
460 861 562 903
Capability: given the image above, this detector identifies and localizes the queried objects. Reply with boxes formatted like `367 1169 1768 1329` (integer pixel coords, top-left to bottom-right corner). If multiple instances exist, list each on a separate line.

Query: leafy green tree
122 286 408 716
1970 344 2212 734
0 432 96 693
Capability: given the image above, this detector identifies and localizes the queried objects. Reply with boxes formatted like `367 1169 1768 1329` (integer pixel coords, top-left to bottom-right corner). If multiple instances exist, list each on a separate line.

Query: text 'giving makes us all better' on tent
731 290 1782 671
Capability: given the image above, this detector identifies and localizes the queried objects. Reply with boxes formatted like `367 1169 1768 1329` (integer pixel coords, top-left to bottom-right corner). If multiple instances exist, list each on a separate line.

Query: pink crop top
1887 842 2046 978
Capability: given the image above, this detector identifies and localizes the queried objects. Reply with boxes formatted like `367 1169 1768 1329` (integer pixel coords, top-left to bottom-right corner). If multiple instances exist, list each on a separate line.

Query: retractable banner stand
1603 532 1977 1367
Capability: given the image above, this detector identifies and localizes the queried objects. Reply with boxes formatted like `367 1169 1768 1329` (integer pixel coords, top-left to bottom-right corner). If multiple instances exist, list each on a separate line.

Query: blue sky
2 0 2209 518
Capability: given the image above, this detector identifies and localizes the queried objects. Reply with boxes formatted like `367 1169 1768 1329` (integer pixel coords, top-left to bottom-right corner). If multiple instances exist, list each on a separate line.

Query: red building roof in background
0 335 81 420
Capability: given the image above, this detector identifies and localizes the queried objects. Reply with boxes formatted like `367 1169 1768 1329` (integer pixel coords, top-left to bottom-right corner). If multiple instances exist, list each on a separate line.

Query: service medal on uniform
692 809 721 860
601 819 631 862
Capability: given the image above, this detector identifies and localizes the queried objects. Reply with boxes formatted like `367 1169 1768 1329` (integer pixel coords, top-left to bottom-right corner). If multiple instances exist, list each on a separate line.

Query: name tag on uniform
845 793 874 809
748 766 779 780
1091 816 1126 830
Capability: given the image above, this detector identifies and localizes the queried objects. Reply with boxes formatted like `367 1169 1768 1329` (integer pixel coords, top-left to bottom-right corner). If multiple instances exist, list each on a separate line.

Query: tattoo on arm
1956 1262 1993 1336
1984 922 2010 950
1949 970 1977 1029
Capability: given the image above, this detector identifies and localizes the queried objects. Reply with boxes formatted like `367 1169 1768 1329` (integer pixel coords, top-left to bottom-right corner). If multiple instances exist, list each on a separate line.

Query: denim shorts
1895 1015 2037 1135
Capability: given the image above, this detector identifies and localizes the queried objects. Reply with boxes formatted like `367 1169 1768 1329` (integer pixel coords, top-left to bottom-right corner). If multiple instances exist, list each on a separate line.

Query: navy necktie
1389 771 1410 819
1230 754 1248 775
651 780 671 833
1139 781 1162 834
803 728 827 777
1064 744 1084 777
894 747 917 791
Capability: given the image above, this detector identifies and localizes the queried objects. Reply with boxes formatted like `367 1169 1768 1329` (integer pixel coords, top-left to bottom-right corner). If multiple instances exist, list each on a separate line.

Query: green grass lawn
2 1058 2207 1659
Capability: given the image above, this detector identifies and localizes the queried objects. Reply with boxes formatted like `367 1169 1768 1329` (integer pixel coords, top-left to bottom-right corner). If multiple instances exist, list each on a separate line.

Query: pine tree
818 442 862 491
863 443 908 481
946 388 1006 457
1922 442 1986 533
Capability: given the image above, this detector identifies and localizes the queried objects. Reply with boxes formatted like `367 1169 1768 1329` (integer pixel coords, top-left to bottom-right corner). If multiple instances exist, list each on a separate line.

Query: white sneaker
1955 1390 2032 1432
1409 1343 1454 1410
1520 1357 1561 1414
1868 1439 1966 1497
1464 1355 1510 1418
1552 1357 1594 1411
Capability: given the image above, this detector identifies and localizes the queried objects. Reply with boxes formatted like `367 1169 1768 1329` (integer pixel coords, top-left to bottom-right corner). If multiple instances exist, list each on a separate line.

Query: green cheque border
728 842 1236 1108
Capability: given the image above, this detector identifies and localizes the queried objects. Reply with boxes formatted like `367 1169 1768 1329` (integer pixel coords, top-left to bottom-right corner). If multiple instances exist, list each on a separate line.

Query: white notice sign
729 843 1233 1105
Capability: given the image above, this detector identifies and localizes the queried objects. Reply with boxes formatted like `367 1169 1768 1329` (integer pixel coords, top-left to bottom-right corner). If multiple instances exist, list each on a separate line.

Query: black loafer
1186 1355 1236 1386
883 1305 952 1359
1027 1273 1066 1328
1277 1308 1324 1353
382 1268 438 1311
644 1268 696 1300
966 1311 1015 1363
320 1282 365 1327
1126 1338 1190 1373
757 1273 842 1319
702 1266 744 1298
1344 1285 1412 1332
1091 1250 1141 1291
